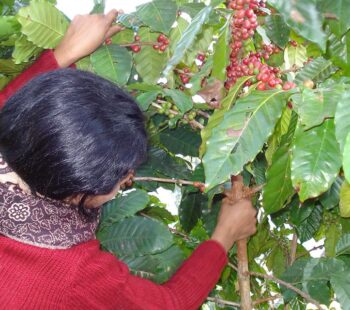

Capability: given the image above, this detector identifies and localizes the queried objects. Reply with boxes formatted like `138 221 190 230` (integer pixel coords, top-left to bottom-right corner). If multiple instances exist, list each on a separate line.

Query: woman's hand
54 9 124 68
210 198 257 252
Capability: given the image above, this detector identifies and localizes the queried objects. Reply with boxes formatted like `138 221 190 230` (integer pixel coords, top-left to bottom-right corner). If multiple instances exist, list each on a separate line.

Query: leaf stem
133 176 204 187
118 41 159 47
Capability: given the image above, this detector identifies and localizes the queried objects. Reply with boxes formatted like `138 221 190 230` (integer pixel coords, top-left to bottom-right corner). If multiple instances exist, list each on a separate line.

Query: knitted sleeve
67 239 227 310
0 50 75 109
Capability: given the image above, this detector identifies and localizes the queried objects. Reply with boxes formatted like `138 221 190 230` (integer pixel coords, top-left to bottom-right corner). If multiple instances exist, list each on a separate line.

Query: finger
105 25 125 39
105 9 118 25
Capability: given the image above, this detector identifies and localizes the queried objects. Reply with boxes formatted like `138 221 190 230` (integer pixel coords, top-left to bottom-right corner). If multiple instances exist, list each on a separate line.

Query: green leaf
336 233 350 256
335 90 350 152
292 84 344 129
263 145 294 214
163 89 193 114
0 16 20 40
158 126 201 157
136 91 160 111
340 181 350 217
291 120 342 201
12 35 42 64
97 216 173 257
163 5 212 76
169 17 189 54
320 176 343 209
268 0 326 50
294 57 337 85
204 89 291 190
134 28 168 84
183 26 213 66
179 3 206 18
264 14 290 48
325 222 342 257
329 30 350 73
296 204 323 243
200 76 251 157
90 0 105 14
0 58 26 75
179 192 206 233
212 20 230 81
117 13 143 29
344 133 350 183
111 29 134 45
99 189 150 228
283 45 307 69
330 272 350 310
319 0 350 36
17 1 69 48
91 45 132 85
136 0 178 34
127 83 163 92
121 245 184 283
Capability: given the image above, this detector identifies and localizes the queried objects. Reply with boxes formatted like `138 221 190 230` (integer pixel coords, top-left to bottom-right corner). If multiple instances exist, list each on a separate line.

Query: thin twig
207 297 240 308
169 228 191 241
248 271 323 309
228 263 323 309
119 41 158 47
207 294 282 308
133 176 203 186
323 12 338 19
253 294 282 306
197 110 210 118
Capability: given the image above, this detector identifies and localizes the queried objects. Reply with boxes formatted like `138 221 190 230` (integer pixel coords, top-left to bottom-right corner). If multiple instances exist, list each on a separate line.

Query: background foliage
1 0 350 308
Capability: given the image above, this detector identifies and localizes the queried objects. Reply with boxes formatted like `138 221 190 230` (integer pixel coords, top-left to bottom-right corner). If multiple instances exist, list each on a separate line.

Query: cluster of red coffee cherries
225 0 296 91
153 34 170 52
130 35 142 53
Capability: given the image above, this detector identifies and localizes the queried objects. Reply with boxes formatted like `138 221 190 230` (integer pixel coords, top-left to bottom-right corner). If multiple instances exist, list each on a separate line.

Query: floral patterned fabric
0 154 100 249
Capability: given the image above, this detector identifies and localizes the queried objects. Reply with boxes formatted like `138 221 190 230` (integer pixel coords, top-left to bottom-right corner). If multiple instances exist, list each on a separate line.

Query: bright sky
56 0 149 18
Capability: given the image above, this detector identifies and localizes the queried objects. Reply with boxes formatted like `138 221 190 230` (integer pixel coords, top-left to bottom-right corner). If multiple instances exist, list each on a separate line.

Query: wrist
210 228 236 252
53 48 77 68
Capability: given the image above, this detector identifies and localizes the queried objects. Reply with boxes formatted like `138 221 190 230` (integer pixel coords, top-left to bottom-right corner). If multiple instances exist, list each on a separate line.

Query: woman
0 10 257 309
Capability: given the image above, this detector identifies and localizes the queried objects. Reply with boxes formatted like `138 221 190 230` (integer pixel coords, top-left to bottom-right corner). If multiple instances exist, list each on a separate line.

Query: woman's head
0 69 147 208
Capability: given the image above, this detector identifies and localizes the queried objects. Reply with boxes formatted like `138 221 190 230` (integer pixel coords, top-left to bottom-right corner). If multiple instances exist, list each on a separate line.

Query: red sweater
0 51 228 309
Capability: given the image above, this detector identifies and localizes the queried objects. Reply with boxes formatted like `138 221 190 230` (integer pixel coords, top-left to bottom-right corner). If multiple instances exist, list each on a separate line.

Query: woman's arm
0 9 123 109
68 199 257 309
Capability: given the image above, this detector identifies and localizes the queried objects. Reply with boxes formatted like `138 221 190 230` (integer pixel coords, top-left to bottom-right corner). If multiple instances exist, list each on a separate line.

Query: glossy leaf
319 0 350 36
163 89 193 114
291 120 342 201
212 20 230 81
335 89 350 152
268 0 326 50
200 76 252 157
134 28 168 84
284 45 307 69
169 17 189 54
329 30 350 73
136 91 159 111
0 16 20 40
17 1 68 48
179 192 206 232
121 245 184 283
295 57 337 85
263 145 294 214
163 5 212 76
158 126 201 157
292 84 344 129
336 233 350 256
344 133 350 183
340 181 350 217
330 272 350 310
98 216 173 257
320 176 343 209
91 45 132 85
296 204 323 243
264 14 290 48
99 189 150 228
204 89 291 190
12 35 42 64
136 0 178 34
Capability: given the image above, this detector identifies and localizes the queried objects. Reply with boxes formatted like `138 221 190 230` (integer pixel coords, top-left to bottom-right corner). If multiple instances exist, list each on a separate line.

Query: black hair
0 69 147 205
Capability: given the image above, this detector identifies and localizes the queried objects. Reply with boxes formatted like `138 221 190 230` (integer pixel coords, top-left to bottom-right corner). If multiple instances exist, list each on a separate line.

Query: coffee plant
1 0 350 308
